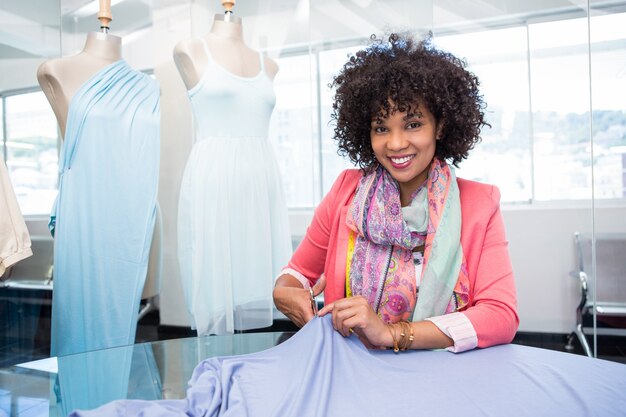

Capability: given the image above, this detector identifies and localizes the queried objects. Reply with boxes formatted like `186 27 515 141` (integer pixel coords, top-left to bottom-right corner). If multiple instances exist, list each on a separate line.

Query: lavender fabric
71 315 626 417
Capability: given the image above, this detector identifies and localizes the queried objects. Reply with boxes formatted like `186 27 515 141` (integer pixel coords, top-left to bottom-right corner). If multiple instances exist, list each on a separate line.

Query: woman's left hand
318 296 389 348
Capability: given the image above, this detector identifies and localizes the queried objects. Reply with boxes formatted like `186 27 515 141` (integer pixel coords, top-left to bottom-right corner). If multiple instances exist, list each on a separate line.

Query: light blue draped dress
49 60 160 357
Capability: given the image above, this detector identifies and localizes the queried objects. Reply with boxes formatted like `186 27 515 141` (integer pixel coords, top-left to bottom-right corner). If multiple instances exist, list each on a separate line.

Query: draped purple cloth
70 315 626 417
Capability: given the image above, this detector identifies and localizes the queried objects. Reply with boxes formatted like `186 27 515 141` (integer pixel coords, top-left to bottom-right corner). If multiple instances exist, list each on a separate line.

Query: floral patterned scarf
345 158 469 324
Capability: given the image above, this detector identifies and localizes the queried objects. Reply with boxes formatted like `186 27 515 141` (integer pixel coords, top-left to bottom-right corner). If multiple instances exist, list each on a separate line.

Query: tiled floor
2 291 626 368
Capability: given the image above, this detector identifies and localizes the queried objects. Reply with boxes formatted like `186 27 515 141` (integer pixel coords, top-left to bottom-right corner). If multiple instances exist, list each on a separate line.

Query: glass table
4 315 626 417
0 331 295 417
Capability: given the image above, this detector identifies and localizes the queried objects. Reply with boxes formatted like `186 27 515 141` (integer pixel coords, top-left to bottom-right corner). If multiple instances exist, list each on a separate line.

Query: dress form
40 1 163 356
37 20 121 138
173 8 278 90
173 1 292 335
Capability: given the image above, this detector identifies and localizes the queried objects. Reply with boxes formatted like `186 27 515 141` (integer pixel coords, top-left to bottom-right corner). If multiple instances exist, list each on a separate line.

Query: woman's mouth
389 154 415 169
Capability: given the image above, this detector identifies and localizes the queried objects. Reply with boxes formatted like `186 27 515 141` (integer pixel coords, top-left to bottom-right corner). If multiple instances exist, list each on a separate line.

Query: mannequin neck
210 14 243 40
82 31 122 61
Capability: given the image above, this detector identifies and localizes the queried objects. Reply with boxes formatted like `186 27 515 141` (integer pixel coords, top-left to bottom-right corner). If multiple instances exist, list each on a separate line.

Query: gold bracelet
387 324 399 353
398 321 407 351
402 321 411 350
398 321 414 351
402 321 414 350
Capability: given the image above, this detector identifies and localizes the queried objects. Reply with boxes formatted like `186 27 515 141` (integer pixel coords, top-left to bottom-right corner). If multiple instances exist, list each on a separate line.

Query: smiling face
370 101 439 206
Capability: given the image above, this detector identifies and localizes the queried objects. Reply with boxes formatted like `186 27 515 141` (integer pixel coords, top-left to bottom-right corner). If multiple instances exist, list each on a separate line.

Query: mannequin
172 0 292 336
38 2 161 358
173 11 278 90
37 32 122 139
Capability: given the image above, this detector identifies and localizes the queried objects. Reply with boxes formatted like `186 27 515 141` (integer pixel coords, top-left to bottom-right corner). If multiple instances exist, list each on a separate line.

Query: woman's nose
387 131 408 151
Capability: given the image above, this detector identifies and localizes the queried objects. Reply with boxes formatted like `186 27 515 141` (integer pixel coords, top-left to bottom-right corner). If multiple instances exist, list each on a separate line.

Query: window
436 27 532 202
318 46 360 196
269 54 317 208
271 13 626 206
434 14 626 202
528 17 594 201
589 12 626 199
3 91 58 215
3 13 622 213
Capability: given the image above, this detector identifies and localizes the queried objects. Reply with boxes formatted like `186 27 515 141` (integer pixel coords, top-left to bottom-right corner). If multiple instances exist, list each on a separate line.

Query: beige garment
0 160 32 277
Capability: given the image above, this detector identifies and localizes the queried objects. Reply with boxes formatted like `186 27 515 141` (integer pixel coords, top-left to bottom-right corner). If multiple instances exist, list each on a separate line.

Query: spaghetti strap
258 52 265 73
200 38 264 78
200 38 214 63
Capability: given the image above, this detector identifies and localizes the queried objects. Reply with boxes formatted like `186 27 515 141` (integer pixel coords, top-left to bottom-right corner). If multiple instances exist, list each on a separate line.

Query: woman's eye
372 126 387 133
407 122 421 129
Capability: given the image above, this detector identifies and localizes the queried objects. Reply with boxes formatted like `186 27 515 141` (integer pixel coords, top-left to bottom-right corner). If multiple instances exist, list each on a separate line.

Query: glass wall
0 0 624 372
589 3 626 357
0 0 60 373
436 27 532 202
4 91 58 215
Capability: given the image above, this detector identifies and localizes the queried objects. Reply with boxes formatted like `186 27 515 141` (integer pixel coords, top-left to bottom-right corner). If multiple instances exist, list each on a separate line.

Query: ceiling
0 0 624 59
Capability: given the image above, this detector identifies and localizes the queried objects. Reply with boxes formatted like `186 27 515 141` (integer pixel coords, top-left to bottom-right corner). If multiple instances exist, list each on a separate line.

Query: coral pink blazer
286 169 519 348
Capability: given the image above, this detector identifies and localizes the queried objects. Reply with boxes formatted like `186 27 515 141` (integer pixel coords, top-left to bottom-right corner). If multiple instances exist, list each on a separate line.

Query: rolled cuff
1 246 33 278
275 268 311 290
426 312 478 353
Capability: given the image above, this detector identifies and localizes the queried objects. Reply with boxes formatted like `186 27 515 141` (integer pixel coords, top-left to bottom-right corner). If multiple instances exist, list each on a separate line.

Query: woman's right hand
273 275 326 328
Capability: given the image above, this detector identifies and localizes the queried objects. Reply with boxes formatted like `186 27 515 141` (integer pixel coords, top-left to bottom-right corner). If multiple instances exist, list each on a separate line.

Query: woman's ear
436 120 444 140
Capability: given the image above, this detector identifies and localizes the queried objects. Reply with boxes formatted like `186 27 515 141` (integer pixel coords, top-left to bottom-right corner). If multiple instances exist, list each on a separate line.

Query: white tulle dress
178 40 292 335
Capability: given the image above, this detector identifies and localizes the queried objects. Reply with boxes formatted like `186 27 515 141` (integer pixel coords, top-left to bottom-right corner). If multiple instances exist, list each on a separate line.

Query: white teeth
390 155 414 164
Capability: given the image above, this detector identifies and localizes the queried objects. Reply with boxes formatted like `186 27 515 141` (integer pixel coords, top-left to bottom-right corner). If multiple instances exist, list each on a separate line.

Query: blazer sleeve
285 170 351 287
463 185 519 348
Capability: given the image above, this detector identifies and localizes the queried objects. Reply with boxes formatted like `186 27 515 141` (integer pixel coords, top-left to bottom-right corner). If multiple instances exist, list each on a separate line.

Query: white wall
504 204 626 333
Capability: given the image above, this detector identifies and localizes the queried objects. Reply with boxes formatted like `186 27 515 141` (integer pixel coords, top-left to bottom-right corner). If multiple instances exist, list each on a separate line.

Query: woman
273 33 519 353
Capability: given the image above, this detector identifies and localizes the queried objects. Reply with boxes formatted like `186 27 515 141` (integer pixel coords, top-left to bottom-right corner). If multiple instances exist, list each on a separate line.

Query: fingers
320 297 384 342
335 311 362 337
332 305 355 337
330 299 365 337
312 275 327 297
273 286 318 328
319 296 363 317
317 302 334 317
316 296 388 348
318 300 354 334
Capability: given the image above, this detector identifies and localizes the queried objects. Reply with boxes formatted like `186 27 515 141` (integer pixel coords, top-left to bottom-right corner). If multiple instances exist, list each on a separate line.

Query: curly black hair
330 33 489 168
